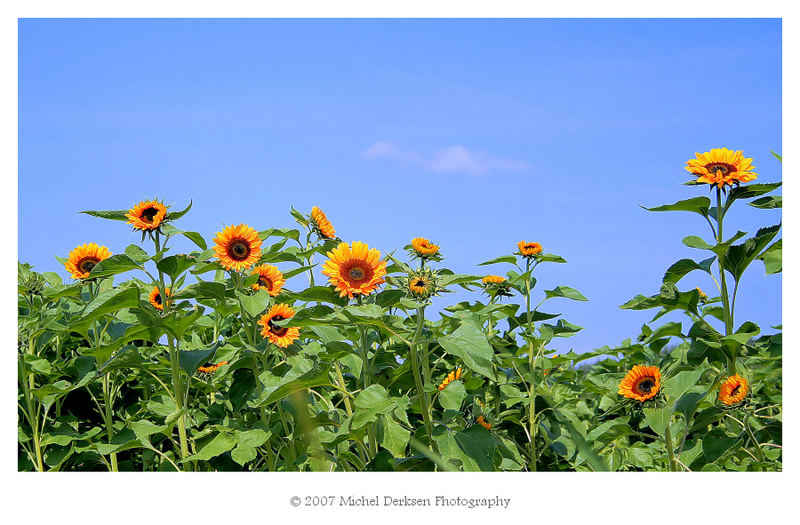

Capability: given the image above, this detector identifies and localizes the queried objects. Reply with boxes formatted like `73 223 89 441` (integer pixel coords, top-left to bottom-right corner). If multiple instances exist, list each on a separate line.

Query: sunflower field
17 148 782 472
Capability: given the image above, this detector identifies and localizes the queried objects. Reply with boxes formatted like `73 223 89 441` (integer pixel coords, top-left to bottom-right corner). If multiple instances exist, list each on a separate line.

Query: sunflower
696 287 707 301
618 365 662 402
409 274 433 296
517 241 543 257
126 200 167 231
310 206 336 239
65 243 112 279
321 241 387 299
685 148 758 189
258 303 301 348
482 274 512 298
476 415 492 431
213 224 262 272
251 264 285 296
482 275 505 284
148 286 171 310
197 361 229 375
411 237 440 258
438 368 463 391
718 374 749 405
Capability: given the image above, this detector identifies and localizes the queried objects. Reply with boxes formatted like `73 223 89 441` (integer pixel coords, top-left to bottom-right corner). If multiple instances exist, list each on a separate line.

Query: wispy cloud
361 141 529 175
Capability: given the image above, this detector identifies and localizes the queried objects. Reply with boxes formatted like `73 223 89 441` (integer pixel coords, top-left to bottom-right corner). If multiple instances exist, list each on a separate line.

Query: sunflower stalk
714 187 736 374
523 257 539 472
409 306 437 454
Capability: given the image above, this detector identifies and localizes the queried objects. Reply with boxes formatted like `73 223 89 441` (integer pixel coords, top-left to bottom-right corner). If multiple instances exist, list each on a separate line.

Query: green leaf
352 385 401 429
682 236 714 250
663 366 704 401
175 281 228 303
701 428 738 463
167 200 193 221
643 196 710 216
749 196 782 209
257 362 332 406
181 231 207 250
758 239 782 274
438 380 466 411
643 406 672 437
723 224 781 281
156 254 198 281
187 432 235 462
478 255 517 266
79 209 129 221
228 369 258 412
71 286 141 329
238 289 271 317
124 244 151 264
88 254 141 279
453 426 495 472
231 429 270 466
438 316 495 379
544 286 588 301
179 345 218 376
291 286 348 306
378 415 410 458
663 257 715 283
727 182 782 204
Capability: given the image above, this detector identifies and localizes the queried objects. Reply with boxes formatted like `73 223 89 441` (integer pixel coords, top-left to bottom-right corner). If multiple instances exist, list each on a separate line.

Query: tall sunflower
685 148 757 189
476 415 492 431
718 374 749 405
212 224 262 272
251 264 285 296
321 241 387 299
258 303 301 348
310 206 336 239
517 241 543 257
65 243 112 279
126 200 167 231
618 365 662 402
148 286 171 310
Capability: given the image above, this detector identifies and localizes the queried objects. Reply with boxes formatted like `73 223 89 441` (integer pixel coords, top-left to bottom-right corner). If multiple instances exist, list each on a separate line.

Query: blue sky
18 19 782 353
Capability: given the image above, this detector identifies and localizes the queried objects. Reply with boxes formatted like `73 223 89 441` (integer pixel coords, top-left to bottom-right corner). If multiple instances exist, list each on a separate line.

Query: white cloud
361 141 529 175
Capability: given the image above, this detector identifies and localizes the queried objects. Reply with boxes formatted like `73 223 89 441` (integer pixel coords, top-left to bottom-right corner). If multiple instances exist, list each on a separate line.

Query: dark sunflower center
731 385 741 396
706 163 736 176
141 207 159 223
259 278 273 290
79 258 99 273
636 378 655 394
228 240 251 261
268 315 288 336
153 293 162 305
413 279 426 288
349 267 366 280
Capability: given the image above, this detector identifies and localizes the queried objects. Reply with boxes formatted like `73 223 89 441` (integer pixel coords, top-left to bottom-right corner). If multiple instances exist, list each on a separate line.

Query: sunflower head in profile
476 415 492 431
409 237 443 262
438 367 463 391
197 360 229 375
213 223 263 272
685 148 757 190
126 200 168 231
618 365 662 402
65 243 112 280
310 206 337 240
481 274 513 298
251 264 286 296
321 241 387 299
718 374 749 406
258 303 301 348
148 286 171 311
517 241 543 258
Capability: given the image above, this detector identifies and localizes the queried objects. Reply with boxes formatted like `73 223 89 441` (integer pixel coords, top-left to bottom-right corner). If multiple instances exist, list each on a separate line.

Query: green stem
715 188 736 375
743 412 766 467
523 258 538 471
664 418 676 471
102 373 118 471
409 307 436 453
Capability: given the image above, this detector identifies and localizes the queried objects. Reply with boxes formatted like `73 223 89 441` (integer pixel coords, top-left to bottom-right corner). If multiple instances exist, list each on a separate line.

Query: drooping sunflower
481 274 512 298
685 148 758 189
65 243 112 279
410 237 441 259
618 365 662 402
126 200 168 231
251 264 285 296
718 374 749 405
321 241 387 298
517 241 543 257
438 368 463 391
482 275 505 284
310 206 336 239
695 287 707 301
213 223 262 272
476 415 492 431
258 303 301 348
148 286 171 310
